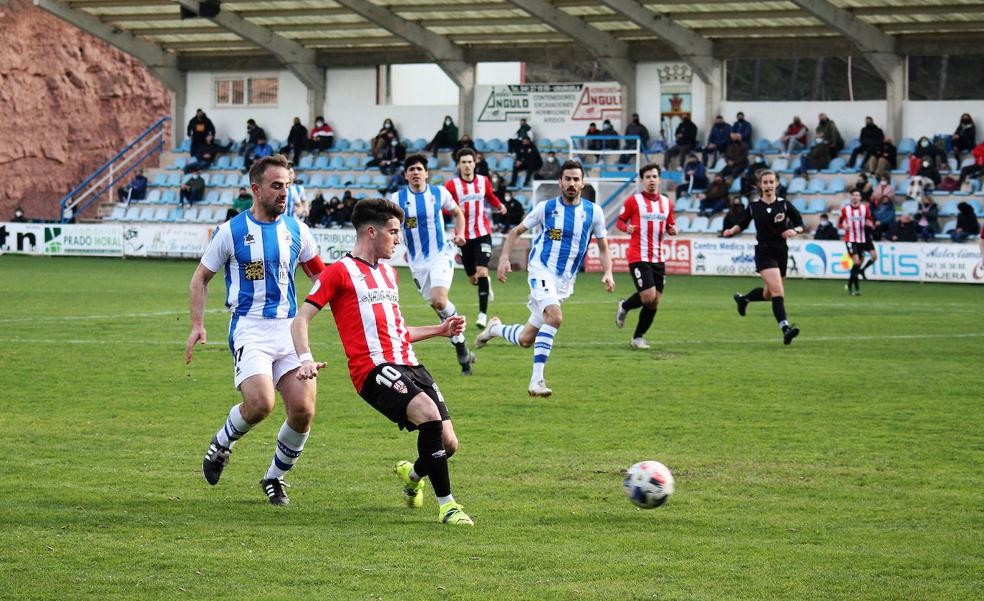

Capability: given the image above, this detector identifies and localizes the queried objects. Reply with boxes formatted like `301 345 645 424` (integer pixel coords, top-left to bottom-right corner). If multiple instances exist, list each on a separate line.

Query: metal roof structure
37 0 984 70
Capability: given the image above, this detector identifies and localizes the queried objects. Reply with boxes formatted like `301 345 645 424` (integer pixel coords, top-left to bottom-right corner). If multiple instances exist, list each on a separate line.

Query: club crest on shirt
774 212 786 223
547 228 563 241
405 216 418 228
244 260 264 280
244 233 256 246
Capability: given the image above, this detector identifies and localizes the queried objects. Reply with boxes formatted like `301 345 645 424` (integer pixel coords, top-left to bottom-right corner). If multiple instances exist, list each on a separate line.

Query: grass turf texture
0 255 981 600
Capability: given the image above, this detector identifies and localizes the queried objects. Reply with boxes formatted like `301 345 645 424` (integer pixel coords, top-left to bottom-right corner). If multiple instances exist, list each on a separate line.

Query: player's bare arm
409 315 467 342
451 206 466 246
596 237 615 292
185 263 216 364
722 225 741 238
291 302 327 380
497 223 528 282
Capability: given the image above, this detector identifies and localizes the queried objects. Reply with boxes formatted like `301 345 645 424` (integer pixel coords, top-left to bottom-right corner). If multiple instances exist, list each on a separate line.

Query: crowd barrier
2 222 981 284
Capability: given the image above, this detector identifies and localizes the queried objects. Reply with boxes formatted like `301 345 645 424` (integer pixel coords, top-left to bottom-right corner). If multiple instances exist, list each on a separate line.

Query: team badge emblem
244 233 255 245
393 380 408 394
774 212 786 223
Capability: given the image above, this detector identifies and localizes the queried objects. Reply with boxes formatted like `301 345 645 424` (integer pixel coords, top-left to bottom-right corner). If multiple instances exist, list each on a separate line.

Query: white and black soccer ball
624 461 674 509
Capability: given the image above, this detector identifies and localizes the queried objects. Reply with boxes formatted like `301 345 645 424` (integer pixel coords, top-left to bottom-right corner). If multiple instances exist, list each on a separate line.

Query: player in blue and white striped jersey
185 154 327 506
474 160 614 397
390 154 476 375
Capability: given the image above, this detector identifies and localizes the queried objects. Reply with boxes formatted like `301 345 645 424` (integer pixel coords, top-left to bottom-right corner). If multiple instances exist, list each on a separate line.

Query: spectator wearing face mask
600 119 620 151
425 115 458 157
780 116 809 158
703 115 732 168
813 213 840 240
535 151 562 180
309 116 334 153
474 151 490 177
815 113 844 155
948 202 981 243
952 113 977 163
721 197 747 235
872 195 896 241
849 116 884 170
956 141 984 186
867 137 897 180
794 134 831 175
891 213 918 242
618 113 651 164
871 175 895 206
913 136 945 172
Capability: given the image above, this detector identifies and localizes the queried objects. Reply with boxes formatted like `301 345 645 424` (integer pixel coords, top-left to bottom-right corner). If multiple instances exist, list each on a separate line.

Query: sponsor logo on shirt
405 216 418 228
547 228 563 241
244 233 256 246
359 288 400 305
244 260 264 280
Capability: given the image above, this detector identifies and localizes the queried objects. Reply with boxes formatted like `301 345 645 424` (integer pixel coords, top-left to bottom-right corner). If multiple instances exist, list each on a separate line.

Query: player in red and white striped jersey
444 148 506 329
290 197 474 526
614 163 678 349
838 190 873 296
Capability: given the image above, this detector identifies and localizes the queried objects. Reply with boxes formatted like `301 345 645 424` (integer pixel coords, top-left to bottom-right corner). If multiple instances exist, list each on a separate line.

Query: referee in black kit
723 170 804 345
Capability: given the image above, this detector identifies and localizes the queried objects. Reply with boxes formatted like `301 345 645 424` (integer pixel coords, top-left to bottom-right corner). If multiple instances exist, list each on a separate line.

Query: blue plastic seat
168 156 187 170
806 179 826 194
345 155 364 170
792 197 809 213
328 156 345 170
807 198 828 214
214 156 232 170
335 138 351 151
897 138 916 155
824 177 846 194
204 190 219 205
166 172 182 187
307 173 325 187
209 173 226 187
231 156 245 170
297 155 314 170
787 177 807 195
313 155 330 170
161 189 177 204
151 173 168 187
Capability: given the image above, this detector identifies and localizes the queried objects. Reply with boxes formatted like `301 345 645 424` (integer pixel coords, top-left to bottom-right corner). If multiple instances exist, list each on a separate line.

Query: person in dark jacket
510 136 542 187
619 113 651 164
280 117 308 166
425 115 459 156
508 118 532 154
676 154 708 197
584 122 602 151
872 196 896 240
849 116 884 170
664 116 698 170
600 119 620 151
795 135 831 174
117 168 148 202
914 197 940 241
720 132 750 180
721 197 747 235
186 108 215 157
731 112 752 145
952 113 977 163
891 213 918 242
813 213 840 240
703 115 731 167
914 136 946 171
949 201 981 242
815 113 844 155
698 175 730 216
867 138 897 179
239 119 266 158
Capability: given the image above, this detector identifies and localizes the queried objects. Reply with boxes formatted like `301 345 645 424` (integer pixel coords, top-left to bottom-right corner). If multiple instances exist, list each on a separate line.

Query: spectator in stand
794 134 831 175
179 170 205 208
324 196 342 227
117 168 148 203
664 115 698 170
186 108 215 157
871 175 896 206
914 136 946 171
231 187 252 215
850 173 873 202
697 175 730 216
280 117 308 166
956 141 984 186
720 132 750 180
11 207 27 223
872 195 896 240
619 113 650 164
306 192 327 228
184 133 229 173
742 153 770 196
891 213 918 242
510 136 543 187
849 116 885 170
601 119 620 151
474 151 490 177
721 197 747 235
454 134 476 155
535 151 562 181
425 115 458 156
508 118 532 154
916 158 941 187
584 122 602 151
379 118 399 141
676 153 708 197
242 135 273 173
952 113 977 163
868 137 897 179
732 111 752 145
780 116 809 158
502 191 526 232
949 202 981 242
703 115 732 168
815 113 844 155
813 213 840 240
239 119 266 159
309 116 334 153
914 196 940 241
377 131 406 177
490 172 507 200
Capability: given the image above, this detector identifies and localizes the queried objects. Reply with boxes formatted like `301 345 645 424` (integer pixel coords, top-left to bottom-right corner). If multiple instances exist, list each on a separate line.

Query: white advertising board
472 83 623 142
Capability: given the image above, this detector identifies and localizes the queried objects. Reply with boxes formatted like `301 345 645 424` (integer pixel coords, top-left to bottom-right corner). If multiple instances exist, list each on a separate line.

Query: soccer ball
623 461 674 509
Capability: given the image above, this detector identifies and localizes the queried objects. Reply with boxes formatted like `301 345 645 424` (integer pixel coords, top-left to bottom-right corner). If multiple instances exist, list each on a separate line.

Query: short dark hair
248 154 290 186
559 159 584 177
352 197 405 231
454 147 476 163
403 153 428 172
639 163 661 178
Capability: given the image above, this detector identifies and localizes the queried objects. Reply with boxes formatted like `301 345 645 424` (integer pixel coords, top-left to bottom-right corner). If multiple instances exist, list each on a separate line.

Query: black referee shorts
754 245 788 278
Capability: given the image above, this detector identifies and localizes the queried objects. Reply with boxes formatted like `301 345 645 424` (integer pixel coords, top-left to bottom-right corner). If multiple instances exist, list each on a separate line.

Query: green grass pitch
0 255 981 600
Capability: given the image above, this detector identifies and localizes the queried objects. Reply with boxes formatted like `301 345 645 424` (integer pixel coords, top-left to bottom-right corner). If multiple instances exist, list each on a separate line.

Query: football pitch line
3 332 982 347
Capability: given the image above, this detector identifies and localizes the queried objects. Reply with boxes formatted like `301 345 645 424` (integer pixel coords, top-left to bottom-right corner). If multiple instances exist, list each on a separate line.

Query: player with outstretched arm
186 154 326 506
723 170 803 345
475 160 615 397
290 197 474 526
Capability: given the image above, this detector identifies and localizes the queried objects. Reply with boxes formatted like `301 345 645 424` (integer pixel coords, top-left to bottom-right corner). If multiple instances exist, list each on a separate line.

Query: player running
723 170 804 345
186 154 326 506
613 163 678 349
475 160 615 397
839 190 874 296
391 154 476 375
290 197 474 526
444 148 507 329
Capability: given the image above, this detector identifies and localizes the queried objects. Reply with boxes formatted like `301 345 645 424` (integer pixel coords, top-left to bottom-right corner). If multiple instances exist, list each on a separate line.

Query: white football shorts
526 263 575 325
410 250 456 302
228 315 302 389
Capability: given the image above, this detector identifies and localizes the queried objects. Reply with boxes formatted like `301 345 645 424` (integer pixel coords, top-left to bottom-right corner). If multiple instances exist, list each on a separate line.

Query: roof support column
454 64 476 137
160 68 187 149
702 61 725 141
884 57 906 143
